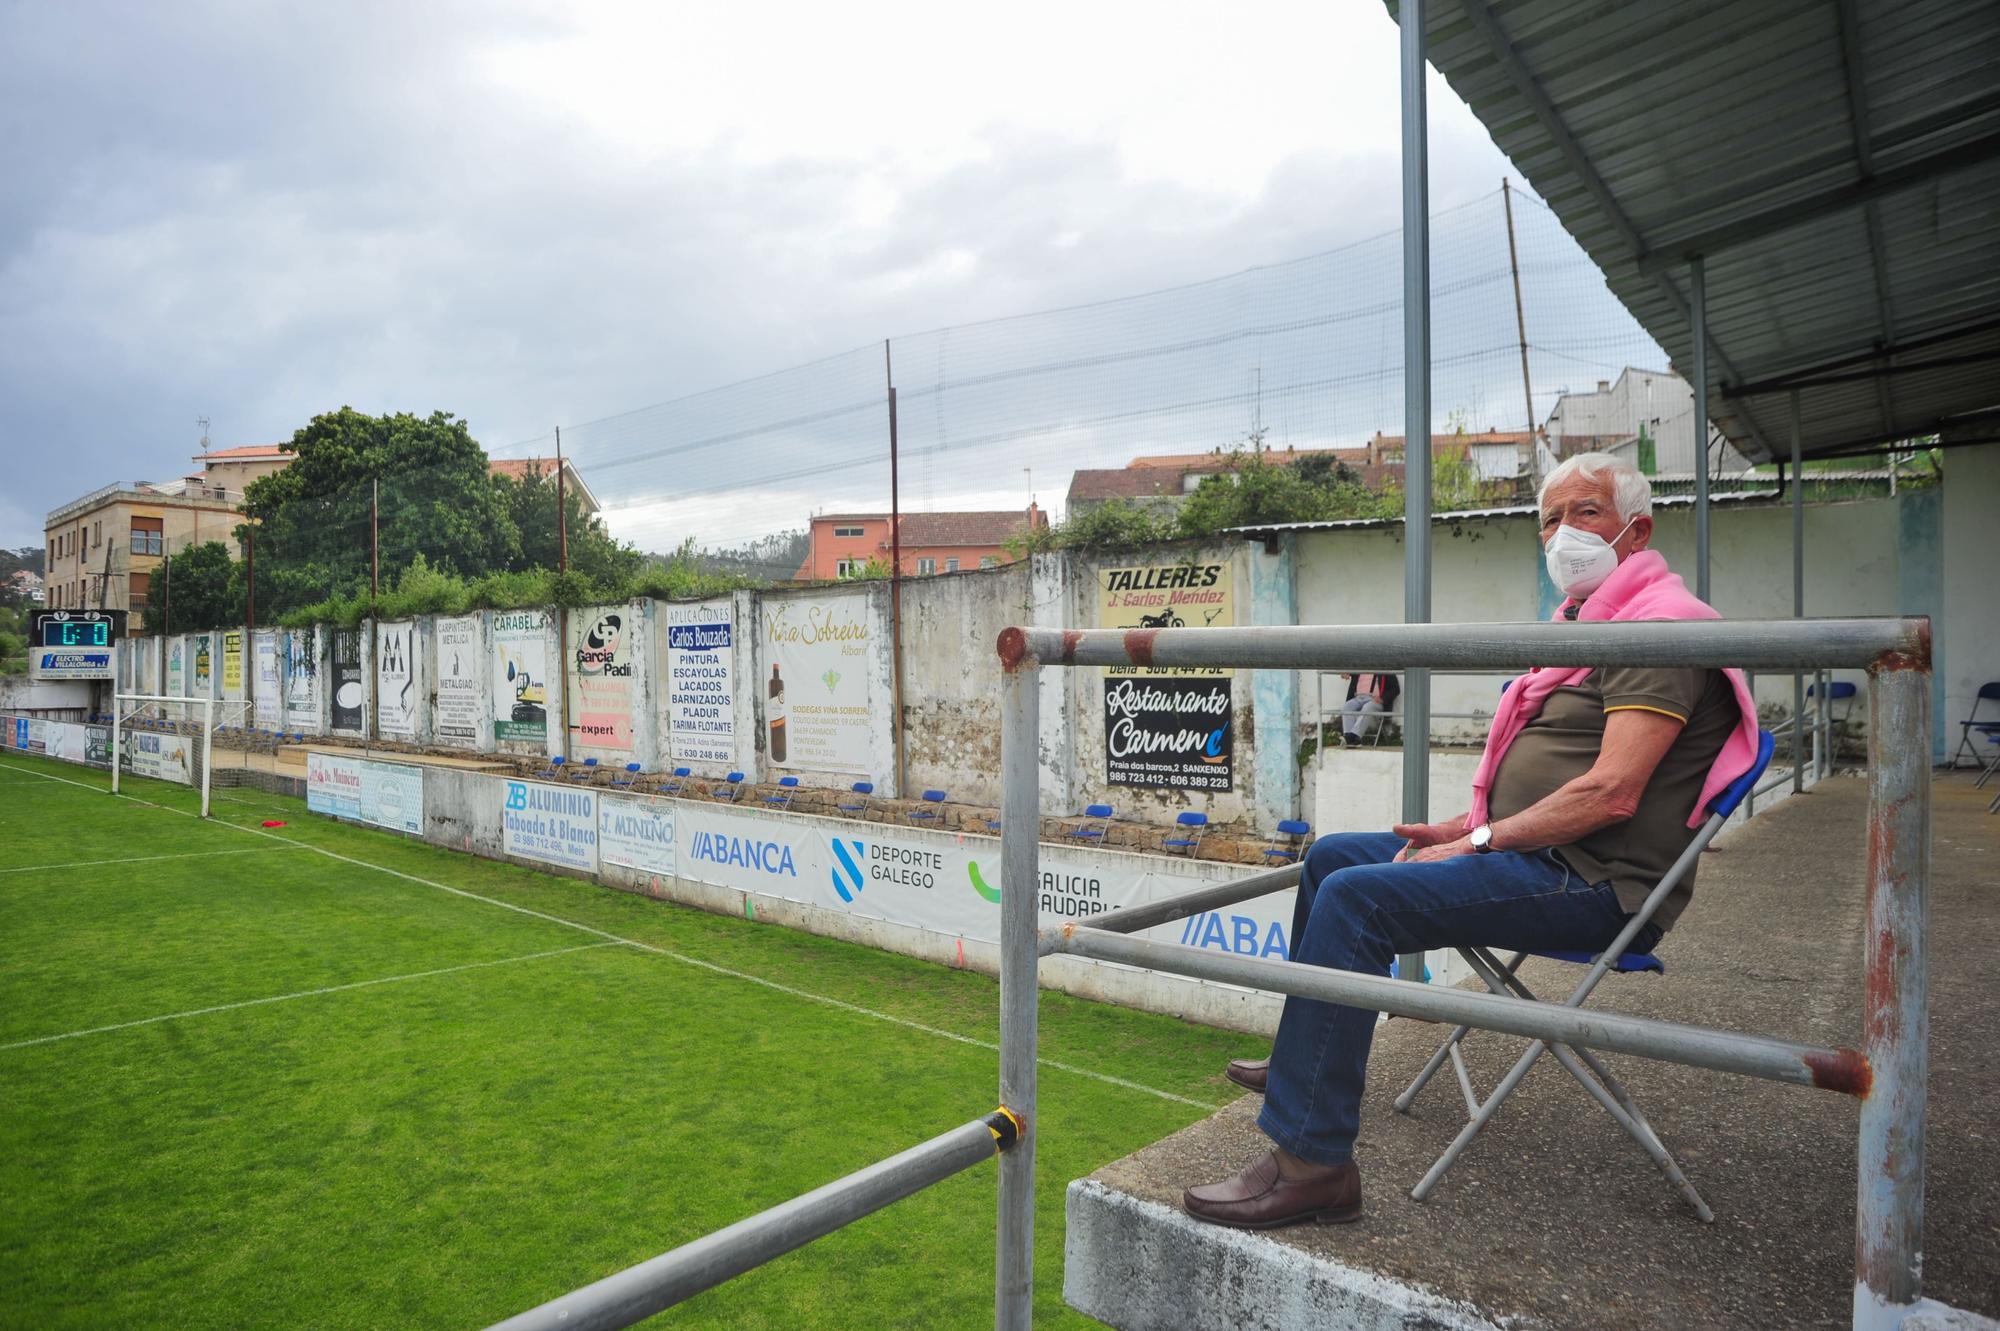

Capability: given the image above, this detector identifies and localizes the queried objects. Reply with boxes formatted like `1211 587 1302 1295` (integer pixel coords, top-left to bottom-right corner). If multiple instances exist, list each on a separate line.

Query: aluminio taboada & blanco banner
434 615 481 745
762 592 874 775
501 779 599 873
664 600 735 767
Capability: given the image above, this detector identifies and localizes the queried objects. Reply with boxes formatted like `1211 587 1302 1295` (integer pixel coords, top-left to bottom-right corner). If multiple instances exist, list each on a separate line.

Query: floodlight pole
1690 254 1711 602
1791 389 1805 794
1398 0 1433 989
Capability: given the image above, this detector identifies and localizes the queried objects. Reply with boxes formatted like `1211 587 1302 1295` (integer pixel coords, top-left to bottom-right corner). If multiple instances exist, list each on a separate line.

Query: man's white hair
1538 452 1652 521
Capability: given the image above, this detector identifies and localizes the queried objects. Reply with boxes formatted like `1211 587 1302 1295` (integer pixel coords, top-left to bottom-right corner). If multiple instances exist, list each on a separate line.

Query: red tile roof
193 444 291 461
896 509 1045 549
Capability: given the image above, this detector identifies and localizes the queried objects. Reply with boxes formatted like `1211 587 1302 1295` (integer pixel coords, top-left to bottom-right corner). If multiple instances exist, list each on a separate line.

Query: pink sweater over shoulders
1467 550 1759 831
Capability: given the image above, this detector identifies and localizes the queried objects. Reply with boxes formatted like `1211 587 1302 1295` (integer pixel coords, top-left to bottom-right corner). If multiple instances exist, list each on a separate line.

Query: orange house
794 506 1047 580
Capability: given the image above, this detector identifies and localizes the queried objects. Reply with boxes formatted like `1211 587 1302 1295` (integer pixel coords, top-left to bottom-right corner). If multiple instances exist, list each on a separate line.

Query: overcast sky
2 0 1589 552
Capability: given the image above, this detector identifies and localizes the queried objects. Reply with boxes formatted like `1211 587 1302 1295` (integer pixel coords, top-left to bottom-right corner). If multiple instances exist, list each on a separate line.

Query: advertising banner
191 633 213 694
359 760 423 834
307 751 362 819
677 803 818 902
12 717 45 753
665 600 736 767
376 621 417 739
568 604 635 755
492 611 551 745
434 615 481 745
283 629 319 731
762 592 874 774
32 649 114 681
1098 559 1235 791
126 731 190 783
501 779 599 872
331 630 365 733
166 637 185 697
253 632 282 730
598 793 677 878
43 721 84 761
87 724 110 766
222 631 244 697
1103 677 1234 791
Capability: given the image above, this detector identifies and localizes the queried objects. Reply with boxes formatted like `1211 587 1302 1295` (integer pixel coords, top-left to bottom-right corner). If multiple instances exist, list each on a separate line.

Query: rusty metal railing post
995 628 1041 1331
1854 656 1930 1329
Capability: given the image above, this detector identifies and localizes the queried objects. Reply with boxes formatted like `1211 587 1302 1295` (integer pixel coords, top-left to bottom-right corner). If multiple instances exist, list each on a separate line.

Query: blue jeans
1258 832 1662 1166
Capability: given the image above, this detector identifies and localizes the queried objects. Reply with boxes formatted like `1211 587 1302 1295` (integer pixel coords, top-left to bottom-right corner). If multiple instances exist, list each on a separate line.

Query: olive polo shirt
1487 665 1738 931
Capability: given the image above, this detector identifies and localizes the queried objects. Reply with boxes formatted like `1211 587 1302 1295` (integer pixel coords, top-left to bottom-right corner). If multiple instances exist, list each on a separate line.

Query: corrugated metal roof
1400 0 2000 462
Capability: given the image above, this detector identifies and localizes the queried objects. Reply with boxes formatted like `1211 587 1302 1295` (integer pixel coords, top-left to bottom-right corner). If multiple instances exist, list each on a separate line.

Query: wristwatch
1469 824 1496 854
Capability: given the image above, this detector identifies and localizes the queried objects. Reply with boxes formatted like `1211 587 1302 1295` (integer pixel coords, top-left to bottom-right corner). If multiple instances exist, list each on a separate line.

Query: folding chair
765 775 800 810
712 771 746 802
1262 819 1312 865
657 767 692 796
608 762 641 791
567 757 600 783
1394 731 1776 1221
1973 727 2000 809
1162 810 1207 857
1807 679 1858 725
1065 803 1114 844
1949 681 2000 771
534 755 565 782
839 781 874 817
906 789 947 825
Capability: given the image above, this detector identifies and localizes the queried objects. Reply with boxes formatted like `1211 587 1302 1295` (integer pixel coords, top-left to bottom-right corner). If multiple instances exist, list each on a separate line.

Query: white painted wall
1942 445 2000 763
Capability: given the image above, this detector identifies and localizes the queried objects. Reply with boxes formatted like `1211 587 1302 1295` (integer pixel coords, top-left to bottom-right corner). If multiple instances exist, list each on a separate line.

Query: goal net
114 692 216 817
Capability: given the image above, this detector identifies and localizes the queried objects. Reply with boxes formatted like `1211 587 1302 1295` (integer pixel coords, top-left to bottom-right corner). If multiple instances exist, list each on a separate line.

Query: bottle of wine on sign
768 664 787 763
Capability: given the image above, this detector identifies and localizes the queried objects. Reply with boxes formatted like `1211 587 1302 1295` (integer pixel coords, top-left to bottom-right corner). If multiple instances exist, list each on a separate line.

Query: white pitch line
0 942 624 1051
0 846 307 875
0 756 1221 1110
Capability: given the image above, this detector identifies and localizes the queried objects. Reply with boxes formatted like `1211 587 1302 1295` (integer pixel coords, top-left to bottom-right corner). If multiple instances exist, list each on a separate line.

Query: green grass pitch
0 752 1259 1329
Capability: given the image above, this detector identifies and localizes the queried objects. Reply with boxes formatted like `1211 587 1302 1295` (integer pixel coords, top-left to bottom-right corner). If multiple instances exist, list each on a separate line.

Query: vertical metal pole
1820 669 1833 779
995 650 1040 1331
1502 178 1538 486
886 342 908 799
200 694 214 819
371 478 380 599
1689 256 1711 603
1745 669 1756 817
1398 0 1432 988
110 649 120 795
1854 664 1929 1328
1791 391 1806 794
245 527 255 631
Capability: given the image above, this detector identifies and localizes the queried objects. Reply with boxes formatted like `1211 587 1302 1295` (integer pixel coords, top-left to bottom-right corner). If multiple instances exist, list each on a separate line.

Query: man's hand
1405 836 1475 864
1391 813 1469 862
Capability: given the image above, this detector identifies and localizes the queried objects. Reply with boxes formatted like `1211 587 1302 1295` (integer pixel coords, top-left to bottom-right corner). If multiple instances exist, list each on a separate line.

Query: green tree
154 541 243 633
494 462 641 586
239 407 519 619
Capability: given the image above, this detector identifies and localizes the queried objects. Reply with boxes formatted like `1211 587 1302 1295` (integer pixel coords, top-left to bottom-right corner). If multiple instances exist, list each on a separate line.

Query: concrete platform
1066 773 2000 1330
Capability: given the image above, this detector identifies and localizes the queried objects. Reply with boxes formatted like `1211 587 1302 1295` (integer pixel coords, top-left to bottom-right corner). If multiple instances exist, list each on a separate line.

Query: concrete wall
898 563 1030 807
1942 445 2000 764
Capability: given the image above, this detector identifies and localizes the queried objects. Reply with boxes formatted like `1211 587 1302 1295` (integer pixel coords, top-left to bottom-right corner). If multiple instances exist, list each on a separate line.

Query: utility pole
1502 178 1539 487
556 427 568 574
245 527 255 630
885 340 907 799
371 477 380 598
97 538 114 609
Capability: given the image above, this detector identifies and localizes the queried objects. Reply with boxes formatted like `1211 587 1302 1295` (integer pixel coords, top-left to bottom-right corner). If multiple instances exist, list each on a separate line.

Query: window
945 558 960 573
917 557 936 575
94 520 102 548
833 525 865 538
129 572 150 607
835 559 856 576
980 556 998 569
131 518 164 557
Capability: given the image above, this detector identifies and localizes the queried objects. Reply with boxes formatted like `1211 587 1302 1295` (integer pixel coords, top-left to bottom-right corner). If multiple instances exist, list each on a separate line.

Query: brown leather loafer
1183 1150 1362 1229
1224 1056 1269 1093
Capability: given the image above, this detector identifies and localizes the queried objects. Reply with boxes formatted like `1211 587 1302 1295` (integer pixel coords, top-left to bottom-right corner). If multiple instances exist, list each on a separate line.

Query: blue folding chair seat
1066 803 1114 843
906 789 947 825
839 781 874 816
534 755 566 781
1162 810 1207 856
712 772 746 802
1396 730 1777 1222
1261 818 1312 865
765 775 800 810
657 767 692 796
609 762 641 791
568 757 600 783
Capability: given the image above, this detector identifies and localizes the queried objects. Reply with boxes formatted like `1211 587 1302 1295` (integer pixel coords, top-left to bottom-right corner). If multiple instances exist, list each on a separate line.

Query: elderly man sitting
1183 452 1759 1229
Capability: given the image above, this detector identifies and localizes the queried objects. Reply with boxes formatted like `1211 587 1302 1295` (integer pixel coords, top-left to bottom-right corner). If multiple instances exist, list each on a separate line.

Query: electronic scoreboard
29 610 125 680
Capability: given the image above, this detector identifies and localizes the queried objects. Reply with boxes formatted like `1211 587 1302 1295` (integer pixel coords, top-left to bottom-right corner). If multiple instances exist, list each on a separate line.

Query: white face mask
1543 518 1635 599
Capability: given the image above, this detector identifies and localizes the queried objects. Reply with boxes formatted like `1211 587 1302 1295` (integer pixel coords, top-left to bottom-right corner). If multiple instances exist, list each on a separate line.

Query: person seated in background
1183 452 1759 1230
1337 671 1400 744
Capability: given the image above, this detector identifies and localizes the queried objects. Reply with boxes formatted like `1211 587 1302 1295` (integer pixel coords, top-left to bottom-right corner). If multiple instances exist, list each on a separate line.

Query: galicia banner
1103 676 1234 790
501 779 599 872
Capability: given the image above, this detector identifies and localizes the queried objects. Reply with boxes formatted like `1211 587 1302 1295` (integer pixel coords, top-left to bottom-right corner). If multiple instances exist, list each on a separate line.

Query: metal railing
1004 617 1929 1331
484 615 1929 1331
